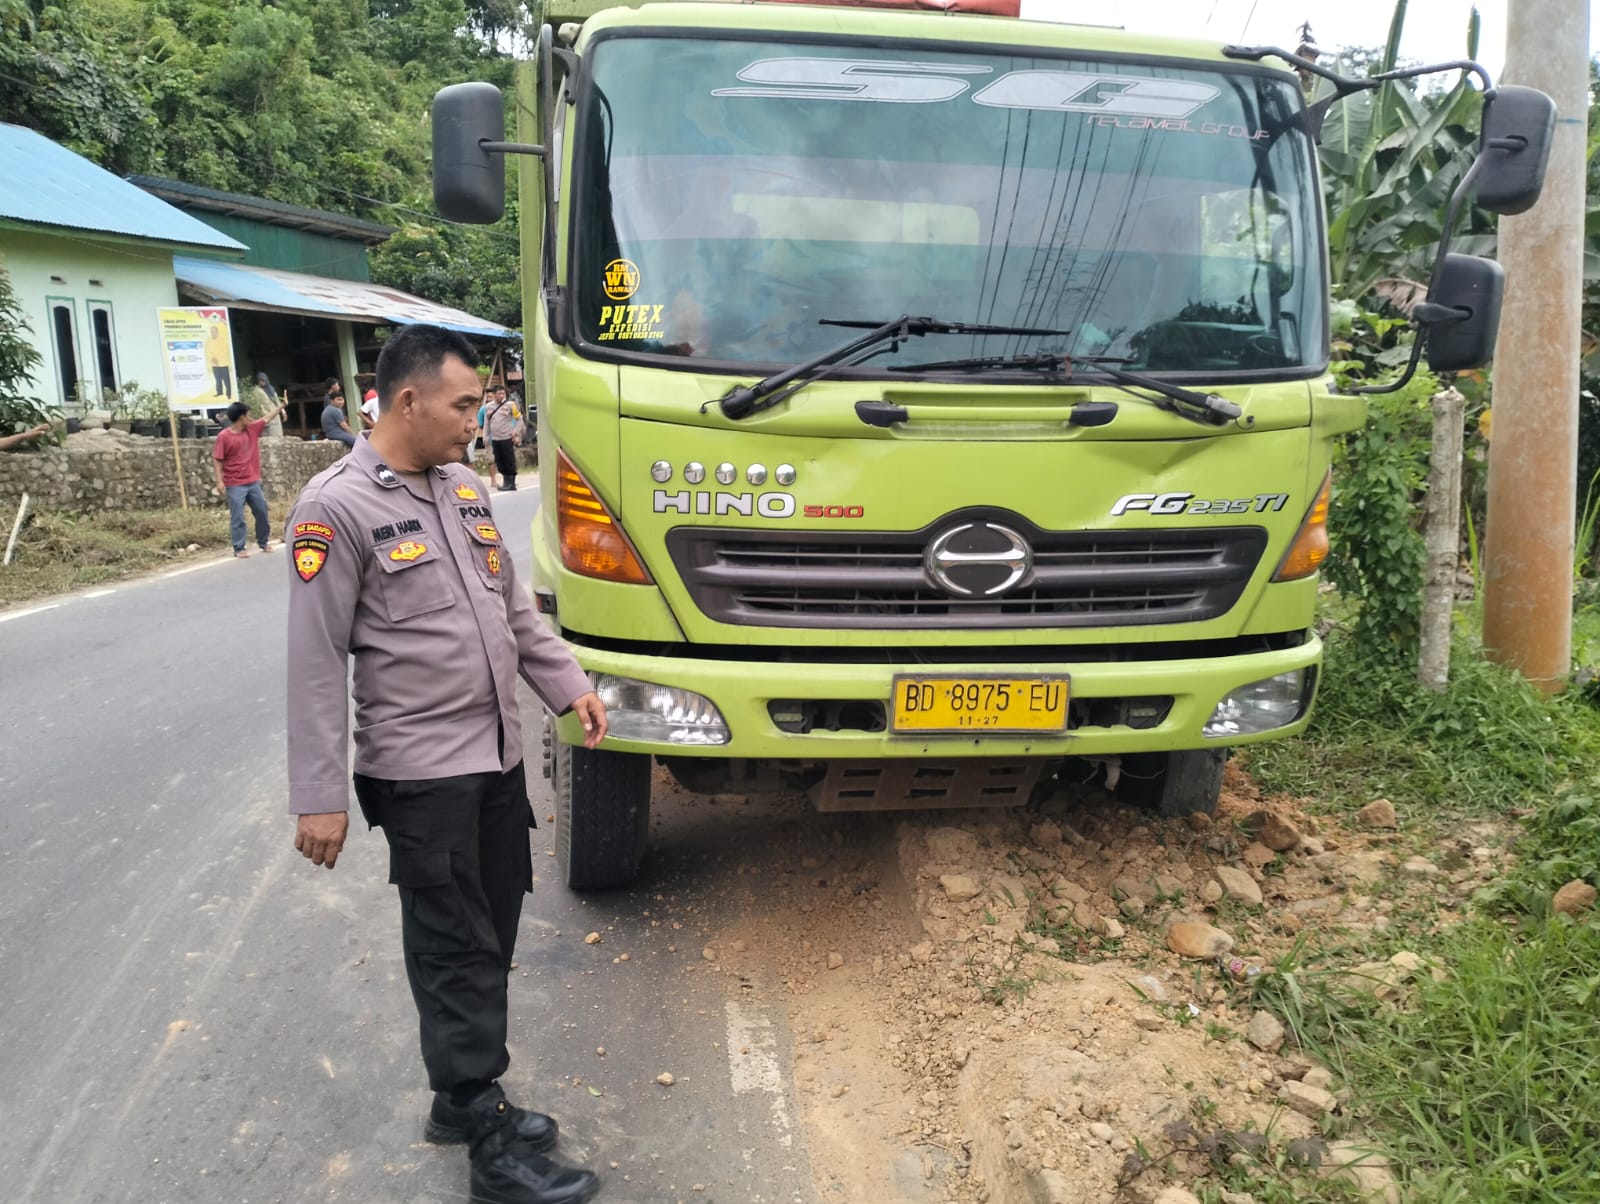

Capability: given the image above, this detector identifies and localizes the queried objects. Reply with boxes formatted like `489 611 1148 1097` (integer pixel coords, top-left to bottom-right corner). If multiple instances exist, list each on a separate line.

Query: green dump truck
431 0 1552 888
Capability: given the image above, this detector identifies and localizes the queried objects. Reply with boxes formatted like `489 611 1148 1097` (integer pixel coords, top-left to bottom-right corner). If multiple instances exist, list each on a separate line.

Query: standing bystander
255 371 284 438
213 396 288 558
485 385 525 492
284 324 605 1204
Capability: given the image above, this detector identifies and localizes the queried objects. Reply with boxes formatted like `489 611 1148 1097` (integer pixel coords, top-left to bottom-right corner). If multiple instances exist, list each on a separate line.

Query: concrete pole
336 320 363 432
1481 0 1589 693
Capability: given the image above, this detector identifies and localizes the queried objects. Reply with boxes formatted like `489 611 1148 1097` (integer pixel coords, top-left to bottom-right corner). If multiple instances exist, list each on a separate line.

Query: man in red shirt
213 397 288 558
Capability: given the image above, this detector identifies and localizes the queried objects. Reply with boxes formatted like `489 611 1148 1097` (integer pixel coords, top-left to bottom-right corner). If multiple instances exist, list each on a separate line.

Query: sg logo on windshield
713 59 1219 120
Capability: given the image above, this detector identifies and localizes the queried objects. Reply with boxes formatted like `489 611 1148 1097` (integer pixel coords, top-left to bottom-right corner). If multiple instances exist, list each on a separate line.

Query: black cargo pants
353 761 535 1093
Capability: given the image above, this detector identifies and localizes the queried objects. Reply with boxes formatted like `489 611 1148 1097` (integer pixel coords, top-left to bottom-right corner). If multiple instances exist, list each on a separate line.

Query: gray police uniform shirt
285 435 591 814
487 399 523 442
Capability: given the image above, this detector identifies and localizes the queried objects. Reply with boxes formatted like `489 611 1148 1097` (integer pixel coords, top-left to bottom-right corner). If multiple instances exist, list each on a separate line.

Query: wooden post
1419 387 1465 690
3 491 28 566
169 410 189 510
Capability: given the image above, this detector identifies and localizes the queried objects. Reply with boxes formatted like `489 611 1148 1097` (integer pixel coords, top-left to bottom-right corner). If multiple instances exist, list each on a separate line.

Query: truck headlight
1203 669 1313 738
594 674 730 745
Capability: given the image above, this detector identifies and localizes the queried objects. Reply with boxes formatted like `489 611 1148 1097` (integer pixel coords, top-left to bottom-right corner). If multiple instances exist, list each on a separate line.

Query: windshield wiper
890 353 1244 426
712 315 1072 420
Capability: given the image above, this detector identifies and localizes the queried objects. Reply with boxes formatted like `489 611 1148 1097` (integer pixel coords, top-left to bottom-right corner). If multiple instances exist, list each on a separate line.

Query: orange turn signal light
1272 470 1332 582
555 449 652 585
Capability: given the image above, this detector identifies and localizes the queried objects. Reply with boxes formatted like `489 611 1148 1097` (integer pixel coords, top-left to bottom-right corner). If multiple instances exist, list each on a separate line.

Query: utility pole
1481 0 1589 693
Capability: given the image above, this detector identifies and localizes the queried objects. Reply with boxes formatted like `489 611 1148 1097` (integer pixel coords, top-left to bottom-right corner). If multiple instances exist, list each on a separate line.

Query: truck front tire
552 736 652 890
1115 748 1228 817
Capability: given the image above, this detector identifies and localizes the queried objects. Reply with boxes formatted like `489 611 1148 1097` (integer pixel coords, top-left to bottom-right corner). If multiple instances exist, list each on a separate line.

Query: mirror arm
1224 45 1378 98
1370 60 1494 92
553 48 580 104
480 140 546 157
1354 153 1486 397
1428 153 1488 279
1354 334 1426 395
1224 45 1495 101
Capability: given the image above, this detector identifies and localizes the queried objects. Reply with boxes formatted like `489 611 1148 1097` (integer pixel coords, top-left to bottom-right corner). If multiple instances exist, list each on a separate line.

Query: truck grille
666 515 1268 629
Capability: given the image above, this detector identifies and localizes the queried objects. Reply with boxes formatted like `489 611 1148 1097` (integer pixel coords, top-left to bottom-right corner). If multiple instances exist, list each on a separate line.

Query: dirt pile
707 763 1509 1204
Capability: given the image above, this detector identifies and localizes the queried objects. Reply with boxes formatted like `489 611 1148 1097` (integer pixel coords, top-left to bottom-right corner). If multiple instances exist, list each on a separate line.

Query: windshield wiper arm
893 352 1242 426
890 352 1130 375
712 316 1072 420
1078 362 1244 425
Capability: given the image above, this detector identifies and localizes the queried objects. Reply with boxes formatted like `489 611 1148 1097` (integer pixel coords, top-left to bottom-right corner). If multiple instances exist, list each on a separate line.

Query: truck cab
431 0 1551 888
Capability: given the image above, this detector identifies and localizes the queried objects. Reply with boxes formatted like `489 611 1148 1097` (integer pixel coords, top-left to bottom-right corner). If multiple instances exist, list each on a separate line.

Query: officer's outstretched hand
573 691 608 749
295 811 349 870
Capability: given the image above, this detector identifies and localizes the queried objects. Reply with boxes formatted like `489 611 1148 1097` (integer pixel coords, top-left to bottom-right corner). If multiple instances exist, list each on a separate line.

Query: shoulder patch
454 483 481 501
475 523 501 542
294 537 330 582
294 520 336 541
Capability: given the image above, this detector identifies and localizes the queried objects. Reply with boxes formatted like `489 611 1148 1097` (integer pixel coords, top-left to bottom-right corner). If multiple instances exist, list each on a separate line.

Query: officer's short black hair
376 325 480 411
226 400 250 423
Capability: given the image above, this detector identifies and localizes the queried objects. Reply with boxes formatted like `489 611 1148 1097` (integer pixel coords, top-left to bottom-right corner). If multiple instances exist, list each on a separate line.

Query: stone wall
0 430 346 514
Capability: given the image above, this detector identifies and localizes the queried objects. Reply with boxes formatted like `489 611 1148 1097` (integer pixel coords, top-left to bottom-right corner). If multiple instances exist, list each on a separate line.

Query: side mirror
1474 85 1557 215
433 82 507 224
1423 253 1504 373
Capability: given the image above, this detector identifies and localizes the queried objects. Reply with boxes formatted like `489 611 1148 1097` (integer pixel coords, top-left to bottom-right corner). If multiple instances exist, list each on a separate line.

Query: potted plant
118 384 168 435
78 385 114 431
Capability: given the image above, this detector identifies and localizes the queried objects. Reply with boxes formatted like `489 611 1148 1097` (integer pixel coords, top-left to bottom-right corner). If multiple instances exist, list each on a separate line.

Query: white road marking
160 557 234 580
0 603 61 624
83 589 115 599
725 999 794 1149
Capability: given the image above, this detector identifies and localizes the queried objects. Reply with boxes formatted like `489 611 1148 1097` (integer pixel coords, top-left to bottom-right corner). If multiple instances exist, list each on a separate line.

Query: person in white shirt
359 387 381 429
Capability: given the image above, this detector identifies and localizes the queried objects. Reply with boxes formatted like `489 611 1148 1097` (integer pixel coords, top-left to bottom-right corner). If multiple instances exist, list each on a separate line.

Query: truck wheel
1115 748 1228 818
552 733 652 890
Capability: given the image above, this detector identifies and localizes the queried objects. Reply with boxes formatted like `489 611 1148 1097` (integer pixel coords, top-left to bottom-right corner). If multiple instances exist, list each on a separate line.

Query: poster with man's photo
157 306 235 410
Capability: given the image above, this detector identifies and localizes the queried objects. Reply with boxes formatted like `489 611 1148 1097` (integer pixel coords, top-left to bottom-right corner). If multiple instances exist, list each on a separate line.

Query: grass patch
0 504 231 606
1256 887 1600 1200
1246 626 1600 815
1237 607 1600 1200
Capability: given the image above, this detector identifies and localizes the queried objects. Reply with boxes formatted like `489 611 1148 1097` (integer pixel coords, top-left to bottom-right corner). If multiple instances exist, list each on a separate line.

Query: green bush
0 259 58 438
1249 627 1600 813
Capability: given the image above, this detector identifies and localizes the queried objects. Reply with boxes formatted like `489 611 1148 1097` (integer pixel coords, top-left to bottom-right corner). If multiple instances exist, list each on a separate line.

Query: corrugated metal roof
173 256 517 340
128 176 395 243
0 124 245 252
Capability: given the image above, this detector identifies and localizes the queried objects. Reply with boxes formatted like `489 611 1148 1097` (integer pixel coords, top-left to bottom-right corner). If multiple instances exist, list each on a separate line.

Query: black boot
427 1082 556 1150
469 1121 599 1204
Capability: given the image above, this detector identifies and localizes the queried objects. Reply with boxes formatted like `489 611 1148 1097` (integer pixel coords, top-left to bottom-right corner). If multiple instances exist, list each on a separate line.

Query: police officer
285 324 606 1204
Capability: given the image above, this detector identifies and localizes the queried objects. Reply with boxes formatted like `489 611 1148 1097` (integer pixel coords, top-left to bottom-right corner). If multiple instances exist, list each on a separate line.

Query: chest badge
390 540 428 562
475 523 501 542
294 537 329 582
454 483 481 501
486 548 502 577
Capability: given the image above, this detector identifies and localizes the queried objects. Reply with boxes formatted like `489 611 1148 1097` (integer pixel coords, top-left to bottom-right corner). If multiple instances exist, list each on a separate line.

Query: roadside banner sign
157 306 236 411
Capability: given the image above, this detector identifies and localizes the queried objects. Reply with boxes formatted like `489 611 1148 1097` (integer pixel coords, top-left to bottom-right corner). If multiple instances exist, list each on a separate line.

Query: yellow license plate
891 675 1069 734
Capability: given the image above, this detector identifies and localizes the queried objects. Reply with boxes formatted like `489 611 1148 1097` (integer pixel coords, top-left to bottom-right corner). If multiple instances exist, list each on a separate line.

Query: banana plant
1317 1 1490 300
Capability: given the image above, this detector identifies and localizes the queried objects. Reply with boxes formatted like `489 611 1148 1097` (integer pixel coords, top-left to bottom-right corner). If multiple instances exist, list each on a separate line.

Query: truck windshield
573 36 1325 379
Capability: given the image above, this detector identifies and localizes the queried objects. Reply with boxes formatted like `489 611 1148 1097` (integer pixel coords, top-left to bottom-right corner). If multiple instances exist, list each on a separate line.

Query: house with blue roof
0 122 247 408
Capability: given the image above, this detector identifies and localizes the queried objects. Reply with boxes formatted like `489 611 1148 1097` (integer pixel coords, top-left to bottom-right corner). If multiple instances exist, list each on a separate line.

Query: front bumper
551 636 1322 757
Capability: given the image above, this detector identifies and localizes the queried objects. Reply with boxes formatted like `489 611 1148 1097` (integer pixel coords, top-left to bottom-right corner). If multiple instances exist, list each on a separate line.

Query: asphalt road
0 480 815 1204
